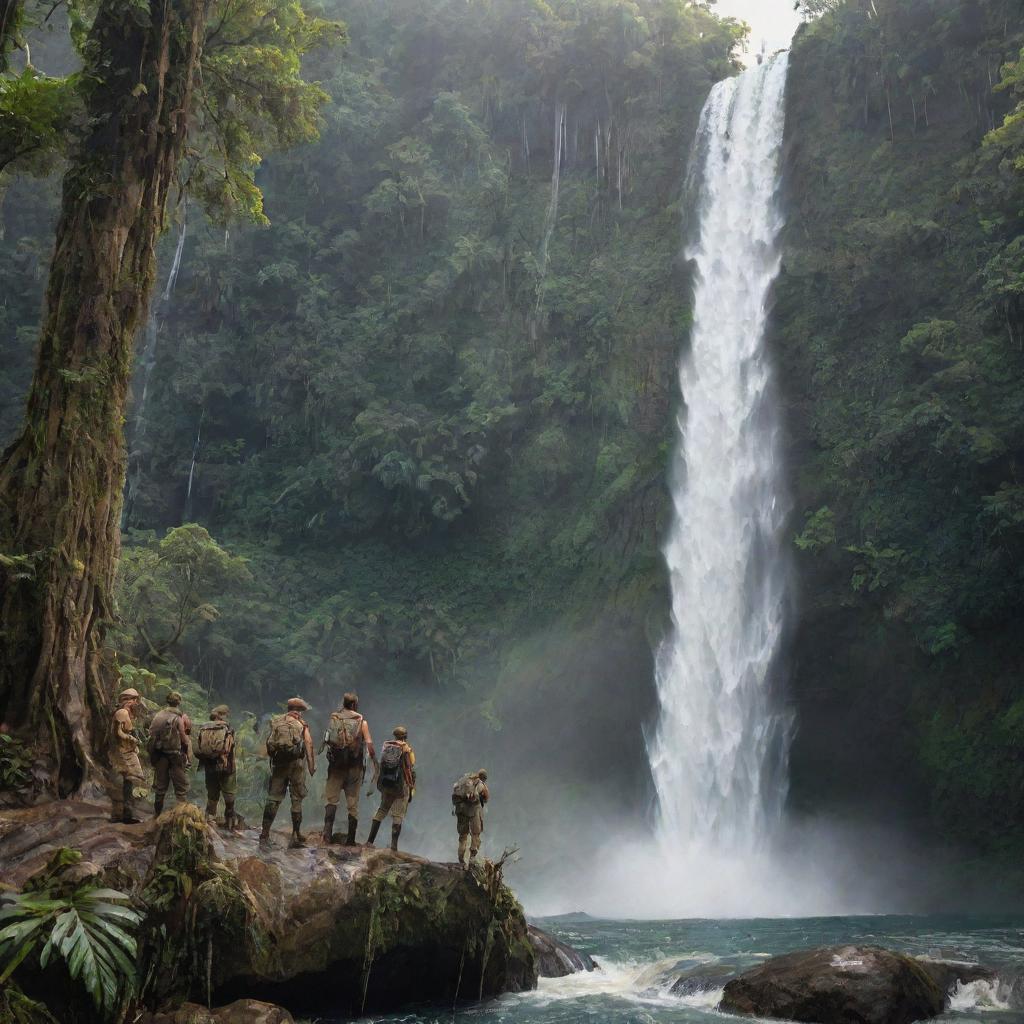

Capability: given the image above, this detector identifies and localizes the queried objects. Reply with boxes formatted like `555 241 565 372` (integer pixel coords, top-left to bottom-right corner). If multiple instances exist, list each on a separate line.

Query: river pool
357 915 1024 1024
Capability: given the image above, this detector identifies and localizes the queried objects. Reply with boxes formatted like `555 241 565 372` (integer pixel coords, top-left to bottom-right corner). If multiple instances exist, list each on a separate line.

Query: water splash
649 54 792 857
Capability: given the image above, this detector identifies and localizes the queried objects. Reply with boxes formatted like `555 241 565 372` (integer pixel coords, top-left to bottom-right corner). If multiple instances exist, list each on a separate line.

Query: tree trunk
0 0 207 794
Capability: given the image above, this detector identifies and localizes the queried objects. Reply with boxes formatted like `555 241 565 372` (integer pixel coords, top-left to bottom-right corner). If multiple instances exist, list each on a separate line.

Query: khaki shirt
113 706 139 756
335 708 377 761
286 711 316 774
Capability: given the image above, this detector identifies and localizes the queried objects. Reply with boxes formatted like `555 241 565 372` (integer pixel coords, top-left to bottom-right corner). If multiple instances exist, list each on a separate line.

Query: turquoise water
361 916 1024 1024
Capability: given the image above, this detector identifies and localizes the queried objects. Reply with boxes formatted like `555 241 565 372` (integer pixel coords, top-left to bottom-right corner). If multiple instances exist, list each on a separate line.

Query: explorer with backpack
321 692 378 846
452 769 489 868
147 690 192 816
259 697 316 850
195 704 238 830
367 725 416 852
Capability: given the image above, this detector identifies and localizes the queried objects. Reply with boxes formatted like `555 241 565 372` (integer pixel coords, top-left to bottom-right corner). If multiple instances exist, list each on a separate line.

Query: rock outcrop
720 945 990 1024
140 1000 295 1024
527 925 595 977
0 801 537 1019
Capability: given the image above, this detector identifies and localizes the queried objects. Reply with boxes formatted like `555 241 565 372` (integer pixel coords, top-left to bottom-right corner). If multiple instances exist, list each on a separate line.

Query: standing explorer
196 704 238 830
367 725 415 852
321 691 378 845
108 687 145 824
148 690 192 816
452 768 489 868
260 697 316 849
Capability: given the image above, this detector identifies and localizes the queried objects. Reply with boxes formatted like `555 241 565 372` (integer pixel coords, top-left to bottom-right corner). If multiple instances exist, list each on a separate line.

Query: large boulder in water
0 801 537 1019
720 945 946 1024
527 925 596 976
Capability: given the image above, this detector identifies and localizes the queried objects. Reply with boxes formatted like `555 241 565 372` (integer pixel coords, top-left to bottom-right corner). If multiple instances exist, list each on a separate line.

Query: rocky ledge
0 800 539 1019
720 944 998 1024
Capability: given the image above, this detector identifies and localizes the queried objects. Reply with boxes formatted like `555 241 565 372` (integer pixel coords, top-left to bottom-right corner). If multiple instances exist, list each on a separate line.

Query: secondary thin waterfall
123 205 188 527
649 53 792 855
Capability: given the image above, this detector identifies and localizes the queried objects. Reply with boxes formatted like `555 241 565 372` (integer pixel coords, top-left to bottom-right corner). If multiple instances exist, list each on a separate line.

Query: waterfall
182 410 203 523
649 54 792 857
531 102 566 338
123 205 188 527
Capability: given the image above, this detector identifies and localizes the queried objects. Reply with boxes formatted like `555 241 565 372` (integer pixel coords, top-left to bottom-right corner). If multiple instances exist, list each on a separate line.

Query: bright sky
714 0 803 62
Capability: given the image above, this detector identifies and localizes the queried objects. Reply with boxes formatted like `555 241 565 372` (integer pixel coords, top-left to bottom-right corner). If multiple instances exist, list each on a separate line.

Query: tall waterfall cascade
649 53 792 858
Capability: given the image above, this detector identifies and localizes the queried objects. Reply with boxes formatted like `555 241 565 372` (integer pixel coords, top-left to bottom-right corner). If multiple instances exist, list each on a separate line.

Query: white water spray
650 53 792 858
524 53 929 919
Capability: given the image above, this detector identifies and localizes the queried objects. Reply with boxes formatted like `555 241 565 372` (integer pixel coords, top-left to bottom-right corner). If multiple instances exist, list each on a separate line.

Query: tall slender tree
0 0 338 792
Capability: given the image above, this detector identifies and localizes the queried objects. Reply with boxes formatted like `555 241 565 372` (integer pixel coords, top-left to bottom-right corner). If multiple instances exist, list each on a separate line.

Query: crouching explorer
452 769 489 868
367 726 415 851
260 697 316 850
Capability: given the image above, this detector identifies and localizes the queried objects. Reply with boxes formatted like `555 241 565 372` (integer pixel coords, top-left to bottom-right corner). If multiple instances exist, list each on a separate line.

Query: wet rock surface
720 945 992 1024
0 801 537 1018
527 925 596 977
669 960 740 996
140 999 295 1024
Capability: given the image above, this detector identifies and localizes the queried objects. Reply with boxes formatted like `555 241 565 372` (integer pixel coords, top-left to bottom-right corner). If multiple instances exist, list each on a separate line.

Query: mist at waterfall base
364 55 926 922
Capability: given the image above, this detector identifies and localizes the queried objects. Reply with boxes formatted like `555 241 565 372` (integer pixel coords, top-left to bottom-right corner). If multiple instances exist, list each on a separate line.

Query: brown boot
322 806 336 844
224 799 237 830
153 795 165 818
289 812 305 849
259 805 277 849
390 823 401 852
366 819 381 846
121 781 142 825
346 815 358 846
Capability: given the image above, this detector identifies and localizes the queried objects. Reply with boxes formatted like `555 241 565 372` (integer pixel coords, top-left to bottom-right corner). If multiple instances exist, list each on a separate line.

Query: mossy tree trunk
0 0 207 793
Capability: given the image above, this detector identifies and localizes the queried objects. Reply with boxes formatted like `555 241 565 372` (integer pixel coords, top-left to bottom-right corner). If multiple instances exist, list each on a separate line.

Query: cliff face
773 0 1024 863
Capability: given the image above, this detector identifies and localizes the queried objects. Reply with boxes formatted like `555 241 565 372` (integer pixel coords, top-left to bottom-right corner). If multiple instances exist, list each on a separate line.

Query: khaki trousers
324 761 363 815
267 758 306 813
373 785 409 824
457 808 483 858
153 753 189 800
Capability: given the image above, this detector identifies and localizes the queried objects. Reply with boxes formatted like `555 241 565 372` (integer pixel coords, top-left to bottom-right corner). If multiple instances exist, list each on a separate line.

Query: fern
0 884 141 1019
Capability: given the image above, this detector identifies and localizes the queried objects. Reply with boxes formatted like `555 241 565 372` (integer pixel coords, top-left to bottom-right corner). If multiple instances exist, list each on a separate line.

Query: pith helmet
287 697 310 711
118 688 140 702
210 704 230 718
393 725 408 739
166 690 182 705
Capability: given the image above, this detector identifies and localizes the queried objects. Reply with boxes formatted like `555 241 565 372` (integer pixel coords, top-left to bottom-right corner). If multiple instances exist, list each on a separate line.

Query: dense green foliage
0 850 140 1019
0 0 742 848
101 0 740 711
777 0 1024 856
4 0 1024 874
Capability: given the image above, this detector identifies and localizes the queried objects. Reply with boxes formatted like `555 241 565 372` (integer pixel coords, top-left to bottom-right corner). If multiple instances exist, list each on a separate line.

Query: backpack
266 714 305 764
452 773 480 805
325 711 364 767
378 741 406 791
148 709 183 757
196 721 231 763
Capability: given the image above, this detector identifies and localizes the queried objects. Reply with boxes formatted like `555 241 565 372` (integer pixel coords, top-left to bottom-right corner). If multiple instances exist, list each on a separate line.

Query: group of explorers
108 687 491 867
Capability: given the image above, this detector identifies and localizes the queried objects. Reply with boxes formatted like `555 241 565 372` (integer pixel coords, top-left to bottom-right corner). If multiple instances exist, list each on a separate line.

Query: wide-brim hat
286 697 310 711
